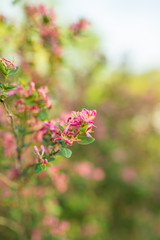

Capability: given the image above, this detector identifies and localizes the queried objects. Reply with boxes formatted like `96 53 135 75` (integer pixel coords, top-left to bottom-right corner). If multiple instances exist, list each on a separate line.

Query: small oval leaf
77 136 95 145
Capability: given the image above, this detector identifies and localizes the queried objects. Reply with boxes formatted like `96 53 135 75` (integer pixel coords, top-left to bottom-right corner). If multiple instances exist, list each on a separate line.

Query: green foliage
56 124 65 132
77 136 95 144
48 156 55 162
58 146 72 158
23 99 35 106
79 125 88 133
36 110 48 120
8 66 19 75
0 61 8 76
34 164 41 174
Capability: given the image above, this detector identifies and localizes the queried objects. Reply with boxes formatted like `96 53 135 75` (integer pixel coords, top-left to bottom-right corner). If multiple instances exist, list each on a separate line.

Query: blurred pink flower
7 168 19 179
82 223 98 237
120 167 137 183
74 161 93 179
92 168 105 181
74 161 104 181
33 145 48 164
3 132 16 156
54 173 69 193
50 166 69 193
31 228 41 240
43 216 70 236
70 19 90 33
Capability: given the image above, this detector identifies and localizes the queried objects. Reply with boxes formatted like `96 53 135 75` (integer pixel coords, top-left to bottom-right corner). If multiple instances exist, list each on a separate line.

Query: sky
1 0 160 73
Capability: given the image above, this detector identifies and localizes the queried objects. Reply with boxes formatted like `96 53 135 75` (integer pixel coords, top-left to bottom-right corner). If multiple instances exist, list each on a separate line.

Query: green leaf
48 157 55 162
4 85 19 90
0 61 8 76
37 110 48 121
0 92 8 98
12 0 21 5
59 147 72 158
34 164 41 174
41 164 46 171
43 15 50 23
23 99 35 106
56 124 64 132
79 125 88 133
0 82 4 89
57 139 65 144
13 113 25 119
42 137 48 145
8 66 19 75
77 136 95 145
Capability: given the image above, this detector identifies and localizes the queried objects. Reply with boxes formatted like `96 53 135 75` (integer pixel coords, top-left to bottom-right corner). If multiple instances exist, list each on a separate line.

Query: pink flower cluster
13 82 52 113
34 145 48 164
25 4 55 21
0 57 16 70
120 167 137 183
50 166 69 193
74 161 105 181
70 19 90 34
43 216 70 236
25 4 62 57
43 108 96 146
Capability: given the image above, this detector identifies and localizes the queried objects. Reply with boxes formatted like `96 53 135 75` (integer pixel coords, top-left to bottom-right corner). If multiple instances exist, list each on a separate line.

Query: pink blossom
27 81 35 95
43 216 70 236
52 42 62 57
92 168 105 181
74 161 93 179
34 146 39 155
37 86 52 108
50 166 69 193
80 108 96 123
74 161 104 181
120 167 137 183
43 108 96 146
38 4 46 16
44 159 48 164
34 129 45 142
70 19 90 33
0 57 16 70
31 228 41 240
33 145 48 164
40 145 45 155
7 168 19 179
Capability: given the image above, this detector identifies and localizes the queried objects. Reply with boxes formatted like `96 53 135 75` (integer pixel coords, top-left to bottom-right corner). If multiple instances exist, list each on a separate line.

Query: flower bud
40 145 45 155
44 159 48 164
41 159 44 164
34 146 39 155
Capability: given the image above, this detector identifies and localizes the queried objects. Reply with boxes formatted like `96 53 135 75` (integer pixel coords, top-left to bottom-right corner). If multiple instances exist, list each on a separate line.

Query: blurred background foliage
0 1 160 240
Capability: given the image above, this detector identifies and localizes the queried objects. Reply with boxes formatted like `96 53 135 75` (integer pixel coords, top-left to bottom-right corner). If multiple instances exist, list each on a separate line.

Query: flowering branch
0 57 97 175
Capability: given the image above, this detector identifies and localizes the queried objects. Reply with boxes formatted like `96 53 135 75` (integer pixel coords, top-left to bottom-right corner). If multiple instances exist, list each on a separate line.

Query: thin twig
1 99 21 167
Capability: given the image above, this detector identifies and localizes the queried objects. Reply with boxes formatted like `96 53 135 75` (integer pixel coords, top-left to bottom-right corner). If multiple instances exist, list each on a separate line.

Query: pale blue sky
1 0 160 72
